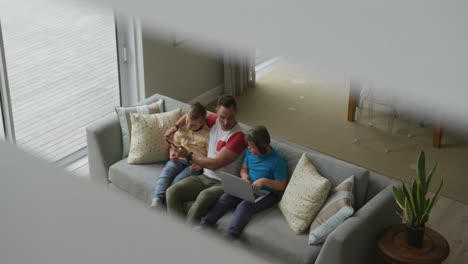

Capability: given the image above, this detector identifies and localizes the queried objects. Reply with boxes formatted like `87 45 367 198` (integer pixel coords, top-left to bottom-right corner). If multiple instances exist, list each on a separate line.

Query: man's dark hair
217 95 237 110
245 126 270 155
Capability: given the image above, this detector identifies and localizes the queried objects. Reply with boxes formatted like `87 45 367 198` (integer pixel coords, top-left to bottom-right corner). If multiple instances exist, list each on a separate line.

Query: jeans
153 159 202 201
200 192 280 239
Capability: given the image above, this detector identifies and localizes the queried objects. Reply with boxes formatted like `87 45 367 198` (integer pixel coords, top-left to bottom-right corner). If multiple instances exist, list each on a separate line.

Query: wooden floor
71 163 467 263
1 1 119 162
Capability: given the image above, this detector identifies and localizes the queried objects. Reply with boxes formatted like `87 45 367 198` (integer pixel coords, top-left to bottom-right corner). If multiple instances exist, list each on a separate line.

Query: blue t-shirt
243 148 288 191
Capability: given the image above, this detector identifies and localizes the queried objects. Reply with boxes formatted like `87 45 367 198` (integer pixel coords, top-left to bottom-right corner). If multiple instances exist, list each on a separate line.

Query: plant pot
405 224 425 247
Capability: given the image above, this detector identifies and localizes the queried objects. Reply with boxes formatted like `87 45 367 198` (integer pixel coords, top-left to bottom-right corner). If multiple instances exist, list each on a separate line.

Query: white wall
97 0 468 130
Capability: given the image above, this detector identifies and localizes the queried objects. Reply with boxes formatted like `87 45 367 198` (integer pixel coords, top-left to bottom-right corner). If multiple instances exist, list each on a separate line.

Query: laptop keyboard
253 189 270 198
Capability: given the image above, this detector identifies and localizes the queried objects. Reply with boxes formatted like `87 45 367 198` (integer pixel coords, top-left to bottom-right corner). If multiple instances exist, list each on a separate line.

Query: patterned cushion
127 108 181 164
279 153 331 234
308 175 354 245
115 100 164 158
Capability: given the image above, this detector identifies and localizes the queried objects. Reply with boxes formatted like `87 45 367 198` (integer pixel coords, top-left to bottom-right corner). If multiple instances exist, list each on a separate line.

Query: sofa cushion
216 205 322 264
308 175 355 245
271 139 369 210
279 153 331 234
127 108 182 164
109 159 166 204
115 99 164 159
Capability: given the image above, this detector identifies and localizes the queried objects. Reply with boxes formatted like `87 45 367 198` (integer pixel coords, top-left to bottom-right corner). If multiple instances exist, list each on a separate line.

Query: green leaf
396 210 405 221
417 151 427 186
426 179 444 217
425 162 438 193
405 199 415 225
392 186 406 210
402 183 416 214
412 181 420 216
420 213 429 226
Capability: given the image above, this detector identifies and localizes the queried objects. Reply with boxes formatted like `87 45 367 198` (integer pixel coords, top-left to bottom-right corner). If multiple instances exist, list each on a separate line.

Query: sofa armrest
86 113 122 184
315 185 400 264
85 94 173 184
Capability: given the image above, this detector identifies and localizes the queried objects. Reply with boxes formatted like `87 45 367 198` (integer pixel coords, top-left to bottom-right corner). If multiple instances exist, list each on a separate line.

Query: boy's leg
200 193 242 226
186 176 224 224
226 193 279 239
171 160 195 185
153 160 186 201
166 176 205 219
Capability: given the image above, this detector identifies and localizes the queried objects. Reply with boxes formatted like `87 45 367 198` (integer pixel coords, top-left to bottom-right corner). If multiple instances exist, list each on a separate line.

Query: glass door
0 21 13 143
0 0 121 163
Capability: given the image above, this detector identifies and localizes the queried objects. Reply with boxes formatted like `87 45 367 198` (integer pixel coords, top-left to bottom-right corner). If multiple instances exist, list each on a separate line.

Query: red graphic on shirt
216 140 226 151
215 132 246 154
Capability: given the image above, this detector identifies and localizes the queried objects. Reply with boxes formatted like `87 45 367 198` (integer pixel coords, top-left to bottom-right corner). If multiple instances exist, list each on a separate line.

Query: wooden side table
378 224 449 264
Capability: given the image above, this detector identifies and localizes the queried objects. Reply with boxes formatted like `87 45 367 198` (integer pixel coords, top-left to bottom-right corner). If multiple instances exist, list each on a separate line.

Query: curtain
223 49 256 96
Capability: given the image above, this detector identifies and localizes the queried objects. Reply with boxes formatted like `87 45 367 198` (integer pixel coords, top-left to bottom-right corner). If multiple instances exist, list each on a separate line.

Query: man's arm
190 147 239 171
166 113 217 137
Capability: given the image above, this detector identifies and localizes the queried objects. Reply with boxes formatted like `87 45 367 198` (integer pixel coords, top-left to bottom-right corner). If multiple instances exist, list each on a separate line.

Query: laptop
218 171 270 203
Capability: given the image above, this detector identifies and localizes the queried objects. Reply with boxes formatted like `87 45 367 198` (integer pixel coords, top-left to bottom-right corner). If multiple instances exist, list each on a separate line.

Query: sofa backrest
144 94 390 210
270 138 369 210
238 123 370 210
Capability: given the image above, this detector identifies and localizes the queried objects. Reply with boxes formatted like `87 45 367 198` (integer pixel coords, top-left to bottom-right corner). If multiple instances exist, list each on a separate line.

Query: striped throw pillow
308 175 355 245
115 99 164 158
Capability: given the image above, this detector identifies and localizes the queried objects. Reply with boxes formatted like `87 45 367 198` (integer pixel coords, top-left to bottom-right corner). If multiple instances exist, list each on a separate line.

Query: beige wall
142 31 223 103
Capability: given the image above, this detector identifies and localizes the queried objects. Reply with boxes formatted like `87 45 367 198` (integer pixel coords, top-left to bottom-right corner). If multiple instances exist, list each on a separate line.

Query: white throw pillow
127 108 181 164
279 153 331 234
115 99 164 158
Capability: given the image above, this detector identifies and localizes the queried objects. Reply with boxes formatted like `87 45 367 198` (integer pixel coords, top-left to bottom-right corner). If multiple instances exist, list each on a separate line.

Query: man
165 95 247 223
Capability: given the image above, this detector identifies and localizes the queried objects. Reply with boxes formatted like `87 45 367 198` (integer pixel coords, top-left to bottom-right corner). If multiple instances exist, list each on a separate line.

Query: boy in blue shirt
199 126 288 240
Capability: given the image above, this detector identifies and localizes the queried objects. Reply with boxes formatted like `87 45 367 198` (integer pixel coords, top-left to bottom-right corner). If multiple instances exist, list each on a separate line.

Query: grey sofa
87 94 400 264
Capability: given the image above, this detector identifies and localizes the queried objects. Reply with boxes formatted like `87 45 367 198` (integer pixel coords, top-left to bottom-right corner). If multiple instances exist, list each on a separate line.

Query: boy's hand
189 164 202 172
252 178 266 190
165 126 178 138
169 148 179 162
170 153 179 163
241 174 250 182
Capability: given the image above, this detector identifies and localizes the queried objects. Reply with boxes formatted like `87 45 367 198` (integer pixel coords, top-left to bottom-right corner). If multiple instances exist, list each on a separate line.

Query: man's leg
226 193 279 239
200 193 242 227
166 176 205 218
153 160 186 201
186 176 224 224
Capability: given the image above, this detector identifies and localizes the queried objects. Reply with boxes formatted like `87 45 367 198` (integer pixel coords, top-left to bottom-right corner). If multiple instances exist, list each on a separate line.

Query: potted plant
392 150 444 247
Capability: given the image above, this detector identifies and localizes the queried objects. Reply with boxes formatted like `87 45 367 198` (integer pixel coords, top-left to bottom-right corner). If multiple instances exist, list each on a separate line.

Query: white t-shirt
203 114 246 180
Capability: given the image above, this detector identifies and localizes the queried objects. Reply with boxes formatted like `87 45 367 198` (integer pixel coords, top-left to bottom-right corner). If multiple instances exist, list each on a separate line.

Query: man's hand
189 164 203 172
252 178 266 190
176 145 189 158
241 174 250 182
164 126 178 138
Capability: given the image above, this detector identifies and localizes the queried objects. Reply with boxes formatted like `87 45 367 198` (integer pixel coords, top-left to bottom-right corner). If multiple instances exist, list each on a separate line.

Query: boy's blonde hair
188 102 207 120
